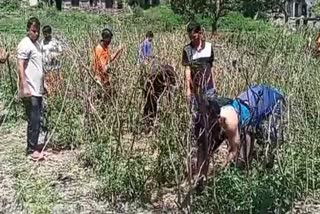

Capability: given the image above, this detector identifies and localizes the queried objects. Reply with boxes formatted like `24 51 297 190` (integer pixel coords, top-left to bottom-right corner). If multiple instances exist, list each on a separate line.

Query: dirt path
0 121 114 214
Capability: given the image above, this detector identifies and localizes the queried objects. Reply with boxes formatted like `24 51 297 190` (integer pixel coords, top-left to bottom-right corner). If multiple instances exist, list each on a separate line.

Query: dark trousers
23 96 43 154
189 88 217 178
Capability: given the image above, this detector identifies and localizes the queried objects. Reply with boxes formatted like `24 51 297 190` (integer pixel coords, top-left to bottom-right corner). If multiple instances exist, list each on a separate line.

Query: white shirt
17 37 44 97
41 38 62 71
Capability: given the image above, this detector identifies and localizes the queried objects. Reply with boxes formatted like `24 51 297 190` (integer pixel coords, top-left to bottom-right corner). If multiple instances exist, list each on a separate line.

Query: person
138 31 154 65
17 17 45 161
41 25 63 72
142 60 177 132
217 84 285 167
92 28 123 89
41 25 63 96
182 21 216 184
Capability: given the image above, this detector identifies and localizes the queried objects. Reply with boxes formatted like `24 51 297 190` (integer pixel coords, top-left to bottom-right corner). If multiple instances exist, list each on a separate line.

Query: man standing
92 28 123 88
17 17 45 161
182 21 216 185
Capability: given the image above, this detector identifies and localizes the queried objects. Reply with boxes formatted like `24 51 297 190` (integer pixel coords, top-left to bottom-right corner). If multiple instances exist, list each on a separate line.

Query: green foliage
46 97 83 149
312 1 320 16
126 5 183 31
193 166 300 213
0 0 20 11
219 12 273 32
144 5 183 30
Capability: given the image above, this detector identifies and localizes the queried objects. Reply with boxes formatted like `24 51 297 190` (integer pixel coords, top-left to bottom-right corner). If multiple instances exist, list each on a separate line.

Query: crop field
0 2 320 214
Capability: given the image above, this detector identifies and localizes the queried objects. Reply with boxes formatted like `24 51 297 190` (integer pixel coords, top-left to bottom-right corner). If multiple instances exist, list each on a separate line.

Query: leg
143 89 158 126
195 97 210 182
24 96 42 155
143 77 158 121
238 128 254 169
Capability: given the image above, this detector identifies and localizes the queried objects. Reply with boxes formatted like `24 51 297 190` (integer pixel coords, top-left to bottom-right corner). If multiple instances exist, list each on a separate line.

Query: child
92 28 123 88
41 25 63 96
41 25 63 72
138 31 154 65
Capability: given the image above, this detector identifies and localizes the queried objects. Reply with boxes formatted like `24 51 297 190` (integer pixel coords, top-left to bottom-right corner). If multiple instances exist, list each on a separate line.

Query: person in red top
93 28 123 88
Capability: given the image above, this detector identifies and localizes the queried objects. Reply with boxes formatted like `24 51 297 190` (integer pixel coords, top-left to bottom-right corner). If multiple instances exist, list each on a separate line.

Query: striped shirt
182 41 215 92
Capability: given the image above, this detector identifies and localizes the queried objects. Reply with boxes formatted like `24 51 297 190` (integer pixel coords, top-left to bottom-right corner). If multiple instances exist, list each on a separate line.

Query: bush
142 5 184 31
219 12 273 32
0 0 20 11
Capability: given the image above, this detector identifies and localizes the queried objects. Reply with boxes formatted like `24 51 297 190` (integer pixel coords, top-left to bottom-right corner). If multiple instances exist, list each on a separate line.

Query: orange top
93 44 110 76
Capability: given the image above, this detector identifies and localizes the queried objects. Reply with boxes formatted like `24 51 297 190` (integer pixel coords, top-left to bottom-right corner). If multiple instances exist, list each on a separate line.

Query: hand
19 83 32 98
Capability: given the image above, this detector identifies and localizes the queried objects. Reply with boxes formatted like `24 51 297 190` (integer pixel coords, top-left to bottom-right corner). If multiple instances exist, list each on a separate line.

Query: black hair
27 17 40 30
146 31 154 38
42 25 52 34
187 21 201 34
101 28 113 40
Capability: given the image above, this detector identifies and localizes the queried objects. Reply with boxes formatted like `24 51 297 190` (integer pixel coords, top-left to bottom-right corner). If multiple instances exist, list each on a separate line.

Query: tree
171 0 231 35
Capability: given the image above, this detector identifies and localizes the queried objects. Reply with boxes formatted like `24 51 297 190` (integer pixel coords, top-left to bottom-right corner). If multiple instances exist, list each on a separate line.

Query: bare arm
225 126 240 165
18 58 31 97
220 107 240 167
18 59 28 86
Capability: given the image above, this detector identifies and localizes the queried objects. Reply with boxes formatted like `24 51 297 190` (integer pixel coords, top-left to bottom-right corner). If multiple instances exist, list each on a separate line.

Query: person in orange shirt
93 28 123 88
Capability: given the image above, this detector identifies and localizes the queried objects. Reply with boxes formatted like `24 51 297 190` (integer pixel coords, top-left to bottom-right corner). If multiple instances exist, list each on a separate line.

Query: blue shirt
138 39 153 64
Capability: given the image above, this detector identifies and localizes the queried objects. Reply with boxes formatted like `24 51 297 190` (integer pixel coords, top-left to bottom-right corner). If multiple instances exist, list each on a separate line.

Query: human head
42 25 52 41
101 28 113 47
187 21 202 45
146 31 154 42
27 17 41 42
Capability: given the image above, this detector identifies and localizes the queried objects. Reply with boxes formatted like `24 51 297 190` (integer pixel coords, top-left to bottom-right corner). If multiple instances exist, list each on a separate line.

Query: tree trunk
71 0 80 6
105 0 114 8
90 0 98 6
117 0 123 9
56 0 62 10
151 0 159 6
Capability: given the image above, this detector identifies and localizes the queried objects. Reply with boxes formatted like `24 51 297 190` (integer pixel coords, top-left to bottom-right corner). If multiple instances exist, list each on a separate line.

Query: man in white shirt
17 17 45 161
